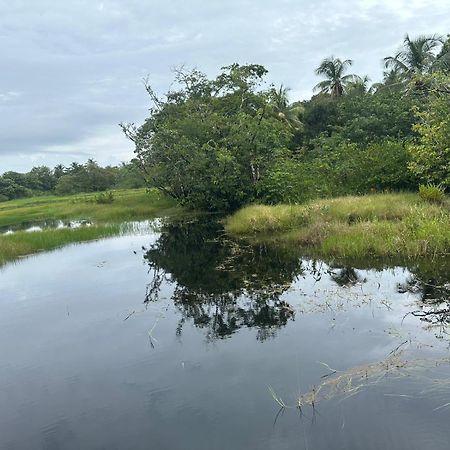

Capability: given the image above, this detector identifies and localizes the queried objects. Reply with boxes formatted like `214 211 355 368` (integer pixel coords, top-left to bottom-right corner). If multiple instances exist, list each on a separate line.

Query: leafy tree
302 94 340 143
26 166 56 191
332 87 417 144
0 177 31 200
269 85 304 131
314 57 360 97
408 73 450 188
121 64 293 211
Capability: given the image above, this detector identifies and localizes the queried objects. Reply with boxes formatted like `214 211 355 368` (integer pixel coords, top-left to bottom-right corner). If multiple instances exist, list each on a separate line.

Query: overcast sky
1 0 449 172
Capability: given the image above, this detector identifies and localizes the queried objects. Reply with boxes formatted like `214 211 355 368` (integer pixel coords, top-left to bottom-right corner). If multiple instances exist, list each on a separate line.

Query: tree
121 64 293 211
314 57 360 97
269 85 304 131
384 34 443 76
408 73 450 188
332 87 417 144
302 94 340 143
434 34 450 72
26 166 56 191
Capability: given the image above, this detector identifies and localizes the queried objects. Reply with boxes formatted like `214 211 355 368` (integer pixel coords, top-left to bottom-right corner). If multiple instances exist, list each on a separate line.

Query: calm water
1 218 450 449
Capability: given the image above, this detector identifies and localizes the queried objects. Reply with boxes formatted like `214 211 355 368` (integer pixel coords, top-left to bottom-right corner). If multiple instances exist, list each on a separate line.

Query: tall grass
0 225 121 266
0 188 180 265
225 193 450 259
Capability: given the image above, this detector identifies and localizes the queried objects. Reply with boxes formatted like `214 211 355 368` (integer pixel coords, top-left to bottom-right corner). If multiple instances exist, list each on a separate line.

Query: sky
1 0 449 172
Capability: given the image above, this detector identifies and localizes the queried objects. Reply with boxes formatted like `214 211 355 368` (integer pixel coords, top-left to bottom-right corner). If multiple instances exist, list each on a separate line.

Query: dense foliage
408 73 450 186
122 33 449 211
4 33 448 210
0 159 145 201
121 65 294 211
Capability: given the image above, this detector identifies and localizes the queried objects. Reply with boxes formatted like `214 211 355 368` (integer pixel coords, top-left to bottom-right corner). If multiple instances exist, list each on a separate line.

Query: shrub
418 184 446 204
95 191 115 204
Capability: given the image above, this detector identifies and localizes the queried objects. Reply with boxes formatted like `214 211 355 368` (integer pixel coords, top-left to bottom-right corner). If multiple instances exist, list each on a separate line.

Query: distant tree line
0 159 146 201
121 33 450 211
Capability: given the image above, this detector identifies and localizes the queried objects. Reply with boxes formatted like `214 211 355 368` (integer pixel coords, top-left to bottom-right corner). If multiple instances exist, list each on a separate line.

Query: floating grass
268 354 450 410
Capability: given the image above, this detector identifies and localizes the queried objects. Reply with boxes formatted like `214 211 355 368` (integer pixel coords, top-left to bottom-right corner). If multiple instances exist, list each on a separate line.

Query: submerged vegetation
225 193 450 259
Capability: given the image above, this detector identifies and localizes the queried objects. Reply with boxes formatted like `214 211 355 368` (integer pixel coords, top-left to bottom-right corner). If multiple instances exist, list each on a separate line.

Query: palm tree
347 75 372 94
371 68 407 93
434 35 450 72
384 34 443 76
270 84 304 130
314 57 360 97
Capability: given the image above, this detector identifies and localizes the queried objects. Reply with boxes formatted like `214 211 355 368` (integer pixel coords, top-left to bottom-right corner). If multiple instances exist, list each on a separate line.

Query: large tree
121 64 293 211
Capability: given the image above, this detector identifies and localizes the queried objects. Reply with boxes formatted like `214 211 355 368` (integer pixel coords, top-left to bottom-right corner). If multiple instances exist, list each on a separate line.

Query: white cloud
1 0 449 171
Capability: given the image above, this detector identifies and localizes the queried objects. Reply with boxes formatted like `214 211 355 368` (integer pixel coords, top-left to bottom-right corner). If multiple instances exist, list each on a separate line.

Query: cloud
1 0 449 171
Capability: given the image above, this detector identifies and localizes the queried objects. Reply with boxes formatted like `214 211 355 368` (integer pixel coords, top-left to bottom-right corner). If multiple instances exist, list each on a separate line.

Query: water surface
0 218 449 449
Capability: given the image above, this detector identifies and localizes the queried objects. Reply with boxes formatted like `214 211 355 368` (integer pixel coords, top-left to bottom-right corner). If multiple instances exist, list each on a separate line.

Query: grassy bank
0 188 177 228
0 188 179 265
0 225 122 266
225 193 450 259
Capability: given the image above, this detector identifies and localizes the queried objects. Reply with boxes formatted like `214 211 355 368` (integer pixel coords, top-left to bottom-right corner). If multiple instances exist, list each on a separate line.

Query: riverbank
225 193 450 259
0 188 179 265
0 188 177 228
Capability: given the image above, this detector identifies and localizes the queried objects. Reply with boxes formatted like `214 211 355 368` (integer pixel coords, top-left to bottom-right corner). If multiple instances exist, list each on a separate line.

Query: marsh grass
225 193 450 259
0 188 180 265
0 225 121 266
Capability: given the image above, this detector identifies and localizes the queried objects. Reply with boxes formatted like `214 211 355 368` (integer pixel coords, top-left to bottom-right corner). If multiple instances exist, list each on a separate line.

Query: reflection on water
143 218 450 343
1 219 93 234
143 219 300 340
0 217 449 449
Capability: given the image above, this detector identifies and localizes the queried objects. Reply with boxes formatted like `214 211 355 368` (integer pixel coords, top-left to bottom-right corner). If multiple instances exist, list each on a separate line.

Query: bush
256 159 333 204
94 191 115 204
419 184 446 204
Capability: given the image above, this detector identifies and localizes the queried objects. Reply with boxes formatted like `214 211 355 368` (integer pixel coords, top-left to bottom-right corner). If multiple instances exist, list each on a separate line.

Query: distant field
0 188 178 229
0 188 180 265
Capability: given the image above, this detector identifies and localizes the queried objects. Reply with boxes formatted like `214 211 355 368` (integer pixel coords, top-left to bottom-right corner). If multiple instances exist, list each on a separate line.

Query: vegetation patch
0 188 181 265
0 188 178 229
0 225 121 266
225 193 450 259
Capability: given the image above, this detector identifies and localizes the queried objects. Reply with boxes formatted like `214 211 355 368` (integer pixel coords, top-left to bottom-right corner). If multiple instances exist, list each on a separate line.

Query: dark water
1 218 450 450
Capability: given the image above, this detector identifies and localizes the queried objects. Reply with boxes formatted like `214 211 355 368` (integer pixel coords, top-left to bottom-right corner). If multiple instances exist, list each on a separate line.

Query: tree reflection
143 218 301 340
329 266 366 287
398 261 450 329
142 217 450 340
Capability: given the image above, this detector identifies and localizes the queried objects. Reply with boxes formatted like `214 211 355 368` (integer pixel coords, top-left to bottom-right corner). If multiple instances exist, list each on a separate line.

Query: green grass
0 225 122 266
0 188 178 228
225 193 450 259
0 188 180 265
